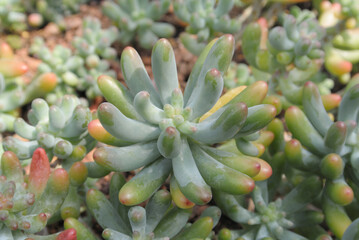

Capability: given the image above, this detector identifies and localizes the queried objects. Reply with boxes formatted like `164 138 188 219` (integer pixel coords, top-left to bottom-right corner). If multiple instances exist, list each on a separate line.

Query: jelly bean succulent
72 17 118 99
84 173 221 240
319 0 359 29
72 17 118 61
0 148 71 239
318 1 359 83
174 0 239 56
30 36 116 101
223 62 257 90
0 43 57 133
2 95 95 168
284 82 359 238
29 37 84 103
216 179 331 240
0 0 27 32
102 0 175 49
25 0 89 30
60 161 88 221
89 35 277 207
242 7 335 108
324 28 359 84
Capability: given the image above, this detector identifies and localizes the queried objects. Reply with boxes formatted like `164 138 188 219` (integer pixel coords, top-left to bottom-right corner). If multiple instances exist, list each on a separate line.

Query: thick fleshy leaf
86 189 131 235
93 141 160 172
121 47 162 107
285 106 328 156
97 75 139 119
302 82 333 136
98 102 160 142
152 39 178 104
119 158 171 206
191 144 254 195
172 138 212 205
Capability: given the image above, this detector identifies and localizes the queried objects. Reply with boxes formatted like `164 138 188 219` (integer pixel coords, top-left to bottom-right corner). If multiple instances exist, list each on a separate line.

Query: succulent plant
324 28 359 84
60 161 88 221
2 95 95 169
29 37 83 103
283 81 359 238
102 0 175 49
174 0 239 56
0 148 70 239
216 179 331 240
317 1 359 83
242 8 335 108
0 0 27 32
319 0 359 29
223 62 257 90
89 35 277 206
73 17 118 61
0 43 57 133
31 32 117 101
84 173 221 240
25 0 89 30
72 17 118 99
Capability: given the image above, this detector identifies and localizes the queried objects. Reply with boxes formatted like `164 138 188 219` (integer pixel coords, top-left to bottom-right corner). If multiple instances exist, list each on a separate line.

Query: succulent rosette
82 173 221 240
89 35 276 207
3 95 95 168
102 0 174 49
0 148 73 239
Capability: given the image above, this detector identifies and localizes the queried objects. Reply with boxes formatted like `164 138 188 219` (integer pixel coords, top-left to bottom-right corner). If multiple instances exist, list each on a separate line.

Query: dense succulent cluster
0 0 27 32
223 62 256 90
0 43 56 133
89 35 276 208
102 0 175 49
3 95 95 168
0 0 90 33
319 0 359 29
73 17 118 61
216 179 330 240
25 0 89 29
284 81 359 238
325 28 359 83
29 38 84 102
2 1 359 239
30 21 117 101
174 0 239 56
318 1 359 84
72 17 118 98
84 174 220 240
0 148 71 239
242 7 335 108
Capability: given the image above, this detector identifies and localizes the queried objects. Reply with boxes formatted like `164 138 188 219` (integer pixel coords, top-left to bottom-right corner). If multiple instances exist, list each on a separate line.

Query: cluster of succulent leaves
3 94 95 169
216 179 331 240
3 0 359 239
0 42 57 134
29 17 117 102
318 0 359 84
241 6 337 109
89 35 277 209
283 80 359 239
0 148 75 239
173 0 239 56
84 174 221 240
223 62 256 90
0 0 27 32
0 0 90 32
24 0 89 29
102 0 175 49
